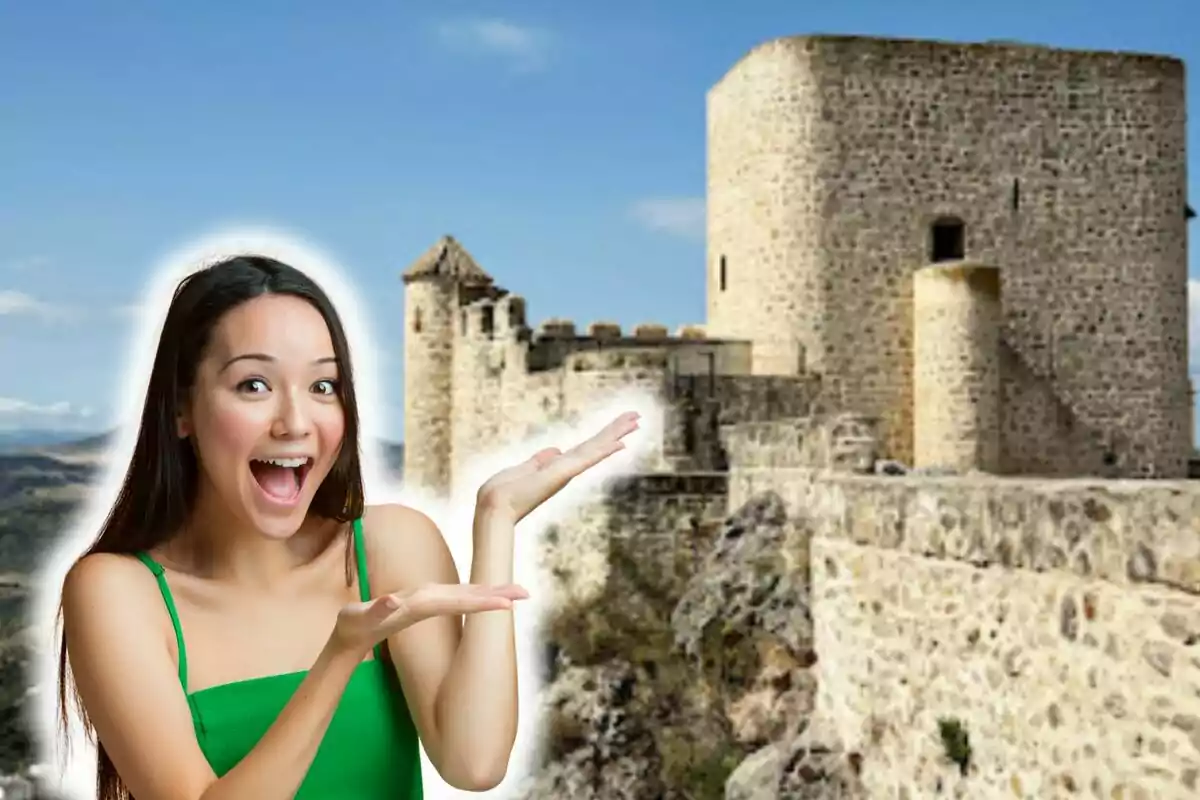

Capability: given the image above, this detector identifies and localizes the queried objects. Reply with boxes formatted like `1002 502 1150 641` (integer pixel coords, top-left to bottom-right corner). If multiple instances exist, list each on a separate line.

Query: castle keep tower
706 35 1190 477
401 236 495 494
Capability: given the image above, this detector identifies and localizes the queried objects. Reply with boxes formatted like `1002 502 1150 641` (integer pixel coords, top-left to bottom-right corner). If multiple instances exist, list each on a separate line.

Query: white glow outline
29 226 663 799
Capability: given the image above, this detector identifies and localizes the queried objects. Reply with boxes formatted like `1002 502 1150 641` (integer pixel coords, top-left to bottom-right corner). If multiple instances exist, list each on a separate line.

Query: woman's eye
313 379 338 396
238 378 269 394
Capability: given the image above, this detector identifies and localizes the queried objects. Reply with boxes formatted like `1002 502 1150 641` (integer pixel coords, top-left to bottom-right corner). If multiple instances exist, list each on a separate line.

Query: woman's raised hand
326 412 639 658
475 411 641 524
330 583 529 656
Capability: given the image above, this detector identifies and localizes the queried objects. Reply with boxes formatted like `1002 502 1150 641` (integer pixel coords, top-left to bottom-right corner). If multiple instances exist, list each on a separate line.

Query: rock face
517 480 864 799
514 474 738 799
513 661 665 799
672 492 815 747
673 493 865 799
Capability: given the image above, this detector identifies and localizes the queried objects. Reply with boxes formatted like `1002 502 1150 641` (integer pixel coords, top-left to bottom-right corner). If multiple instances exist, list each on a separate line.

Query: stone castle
403 34 1193 493
401 34 1200 800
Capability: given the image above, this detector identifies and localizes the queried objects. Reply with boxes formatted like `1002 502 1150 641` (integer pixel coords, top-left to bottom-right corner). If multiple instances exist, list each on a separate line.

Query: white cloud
0 398 100 434
629 196 706 241
0 398 76 417
0 291 51 316
0 290 75 321
433 17 555 73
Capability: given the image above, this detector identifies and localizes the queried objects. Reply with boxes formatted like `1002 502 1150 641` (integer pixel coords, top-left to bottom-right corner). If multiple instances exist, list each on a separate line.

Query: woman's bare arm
62 553 361 800
364 504 519 791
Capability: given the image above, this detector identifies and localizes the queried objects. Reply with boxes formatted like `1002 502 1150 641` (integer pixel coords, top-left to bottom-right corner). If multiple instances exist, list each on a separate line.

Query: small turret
401 234 494 288
402 235 493 495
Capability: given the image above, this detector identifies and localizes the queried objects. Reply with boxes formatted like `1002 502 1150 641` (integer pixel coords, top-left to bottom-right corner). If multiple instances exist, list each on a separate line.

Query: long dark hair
55 255 367 800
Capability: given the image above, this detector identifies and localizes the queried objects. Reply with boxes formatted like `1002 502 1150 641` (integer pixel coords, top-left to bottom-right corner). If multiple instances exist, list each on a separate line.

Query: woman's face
179 293 347 539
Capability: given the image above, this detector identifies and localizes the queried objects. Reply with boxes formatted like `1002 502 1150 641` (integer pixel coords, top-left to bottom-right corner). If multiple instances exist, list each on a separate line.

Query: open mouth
249 456 314 504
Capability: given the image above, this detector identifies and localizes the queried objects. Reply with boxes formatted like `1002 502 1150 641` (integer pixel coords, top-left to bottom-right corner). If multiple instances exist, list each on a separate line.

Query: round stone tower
913 263 1003 473
402 235 494 495
705 38 820 379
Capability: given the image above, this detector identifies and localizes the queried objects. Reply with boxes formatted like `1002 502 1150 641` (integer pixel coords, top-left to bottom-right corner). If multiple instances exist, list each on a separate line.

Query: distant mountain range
0 428 402 468
0 429 109 454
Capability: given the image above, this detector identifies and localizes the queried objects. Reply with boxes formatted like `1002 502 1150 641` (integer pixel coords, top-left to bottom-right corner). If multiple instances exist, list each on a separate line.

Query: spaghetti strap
133 551 189 692
352 518 371 603
352 518 383 661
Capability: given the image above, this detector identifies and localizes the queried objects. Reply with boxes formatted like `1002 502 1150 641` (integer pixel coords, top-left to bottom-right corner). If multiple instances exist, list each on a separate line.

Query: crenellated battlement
495 293 528 335
456 292 532 341
577 321 709 341
632 323 669 341
588 321 622 340
564 347 671 373
537 318 577 338
459 297 496 339
521 331 754 375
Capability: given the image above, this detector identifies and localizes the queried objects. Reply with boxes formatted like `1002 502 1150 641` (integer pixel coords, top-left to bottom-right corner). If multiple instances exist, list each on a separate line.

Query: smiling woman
54 257 435 800
51 253 640 800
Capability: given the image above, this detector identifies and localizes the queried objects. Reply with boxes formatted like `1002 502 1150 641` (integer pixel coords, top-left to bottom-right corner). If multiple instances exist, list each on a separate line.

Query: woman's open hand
329 583 529 657
475 411 640 524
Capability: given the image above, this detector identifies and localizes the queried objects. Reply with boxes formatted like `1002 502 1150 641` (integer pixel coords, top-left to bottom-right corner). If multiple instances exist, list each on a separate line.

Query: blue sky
0 0 1195 443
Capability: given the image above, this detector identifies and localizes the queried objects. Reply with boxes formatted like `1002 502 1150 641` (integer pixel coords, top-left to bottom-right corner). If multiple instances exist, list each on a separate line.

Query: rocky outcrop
725 718 865 800
672 492 815 746
512 661 664 799
673 493 865 799
517 475 736 799
521 482 856 798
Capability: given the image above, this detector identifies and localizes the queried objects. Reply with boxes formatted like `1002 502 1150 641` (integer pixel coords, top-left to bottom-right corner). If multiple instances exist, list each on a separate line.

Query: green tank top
134 518 423 798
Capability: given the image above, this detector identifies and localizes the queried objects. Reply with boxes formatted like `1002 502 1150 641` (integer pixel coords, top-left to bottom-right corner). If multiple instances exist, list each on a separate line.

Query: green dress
135 518 423 797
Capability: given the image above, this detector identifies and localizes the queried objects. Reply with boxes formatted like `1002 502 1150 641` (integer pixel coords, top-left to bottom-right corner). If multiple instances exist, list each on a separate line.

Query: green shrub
937 717 971 775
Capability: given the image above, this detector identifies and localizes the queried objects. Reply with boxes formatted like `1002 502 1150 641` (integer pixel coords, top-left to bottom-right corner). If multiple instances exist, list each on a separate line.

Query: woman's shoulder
357 504 454 584
61 552 170 645
64 551 161 606
360 503 440 539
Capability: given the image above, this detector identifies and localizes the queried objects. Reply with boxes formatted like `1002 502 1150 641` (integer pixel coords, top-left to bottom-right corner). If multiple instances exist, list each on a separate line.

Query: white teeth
253 457 310 468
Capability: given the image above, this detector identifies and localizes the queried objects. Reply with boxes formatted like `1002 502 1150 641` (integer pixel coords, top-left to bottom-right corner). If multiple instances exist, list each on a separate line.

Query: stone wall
447 337 678 494
661 374 821 472
707 35 1190 477
444 316 826 493
540 473 730 609
796 474 1200 798
722 413 878 475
